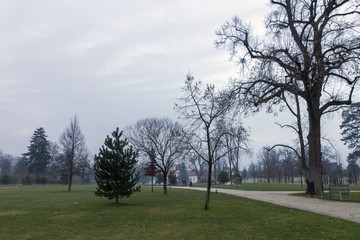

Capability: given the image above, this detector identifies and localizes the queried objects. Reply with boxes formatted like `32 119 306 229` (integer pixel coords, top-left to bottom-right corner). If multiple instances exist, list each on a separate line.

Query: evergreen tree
155 173 164 184
341 102 360 185
341 102 360 164
176 163 189 185
218 171 230 185
22 127 51 176
168 170 177 186
94 128 140 204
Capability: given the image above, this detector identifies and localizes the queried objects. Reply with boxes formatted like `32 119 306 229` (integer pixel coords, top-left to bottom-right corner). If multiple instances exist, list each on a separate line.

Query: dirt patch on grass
0 210 26 216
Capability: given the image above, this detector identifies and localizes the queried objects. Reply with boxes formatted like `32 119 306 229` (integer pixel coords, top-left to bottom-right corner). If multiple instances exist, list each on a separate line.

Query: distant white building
187 170 198 183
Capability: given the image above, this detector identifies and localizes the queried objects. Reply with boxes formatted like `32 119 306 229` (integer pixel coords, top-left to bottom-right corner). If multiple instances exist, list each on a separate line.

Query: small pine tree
168 170 177 186
218 171 230 185
94 128 140 204
177 163 189 185
155 173 164 184
0 174 10 184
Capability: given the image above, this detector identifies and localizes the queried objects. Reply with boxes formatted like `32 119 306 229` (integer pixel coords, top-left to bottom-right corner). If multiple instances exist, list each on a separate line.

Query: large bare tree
126 117 185 195
216 0 360 193
175 75 232 210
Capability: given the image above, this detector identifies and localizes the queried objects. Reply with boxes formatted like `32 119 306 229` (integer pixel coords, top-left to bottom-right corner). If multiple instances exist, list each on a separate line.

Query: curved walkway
177 187 360 224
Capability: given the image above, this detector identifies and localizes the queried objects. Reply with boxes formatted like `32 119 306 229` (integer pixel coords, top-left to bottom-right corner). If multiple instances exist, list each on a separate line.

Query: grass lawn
0 184 359 240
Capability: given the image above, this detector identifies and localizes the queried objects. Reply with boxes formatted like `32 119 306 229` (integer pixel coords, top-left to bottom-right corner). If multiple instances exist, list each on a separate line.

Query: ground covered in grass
0 185 359 240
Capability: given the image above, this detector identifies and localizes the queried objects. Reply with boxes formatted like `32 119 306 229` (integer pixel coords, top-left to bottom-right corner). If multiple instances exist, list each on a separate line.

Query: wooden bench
321 184 351 201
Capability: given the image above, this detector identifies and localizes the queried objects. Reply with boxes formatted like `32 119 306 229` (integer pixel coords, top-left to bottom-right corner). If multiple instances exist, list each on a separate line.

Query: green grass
1 184 359 240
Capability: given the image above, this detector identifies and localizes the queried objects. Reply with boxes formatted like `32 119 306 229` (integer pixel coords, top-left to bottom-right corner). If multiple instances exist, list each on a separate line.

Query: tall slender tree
59 115 88 192
23 127 51 177
175 75 232 210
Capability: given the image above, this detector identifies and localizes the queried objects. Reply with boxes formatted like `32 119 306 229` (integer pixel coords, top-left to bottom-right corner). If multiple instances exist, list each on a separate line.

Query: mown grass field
0 184 359 240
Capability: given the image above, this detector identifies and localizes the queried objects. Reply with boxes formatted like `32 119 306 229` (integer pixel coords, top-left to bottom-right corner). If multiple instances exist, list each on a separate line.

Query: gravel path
178 187 360 224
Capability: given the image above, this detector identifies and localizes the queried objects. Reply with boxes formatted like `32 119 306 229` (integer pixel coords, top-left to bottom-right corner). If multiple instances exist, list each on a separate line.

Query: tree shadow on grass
103 202 131 207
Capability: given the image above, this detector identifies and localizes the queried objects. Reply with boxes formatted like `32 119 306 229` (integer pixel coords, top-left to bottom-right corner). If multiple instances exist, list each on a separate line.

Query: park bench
321 184 351 201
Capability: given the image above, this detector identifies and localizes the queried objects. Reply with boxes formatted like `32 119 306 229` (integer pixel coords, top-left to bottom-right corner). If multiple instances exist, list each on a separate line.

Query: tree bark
204 161 212 210
307 98 323 194
115 195 119 204
163 173 168 195
151 176 154 192
68 156 73 192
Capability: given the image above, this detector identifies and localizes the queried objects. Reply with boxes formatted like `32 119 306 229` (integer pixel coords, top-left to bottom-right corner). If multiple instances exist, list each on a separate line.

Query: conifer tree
94 128 140 204
341 102 360 162
23 127 51 177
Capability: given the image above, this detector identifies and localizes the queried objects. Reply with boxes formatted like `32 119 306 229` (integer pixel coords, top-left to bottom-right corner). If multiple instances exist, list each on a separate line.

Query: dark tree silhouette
216 0 360 193
23 127 51 177
94 128 140 204
59 115 88 192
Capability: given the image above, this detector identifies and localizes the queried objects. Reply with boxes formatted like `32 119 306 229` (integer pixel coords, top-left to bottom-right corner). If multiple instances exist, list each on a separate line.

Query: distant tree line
0 116 92 188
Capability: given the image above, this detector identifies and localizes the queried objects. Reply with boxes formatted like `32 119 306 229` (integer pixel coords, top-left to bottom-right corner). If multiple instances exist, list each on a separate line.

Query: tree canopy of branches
22 127 51 177
216 0 360 193
175 75 232 210
220 119 251 184
126 117 186 195
59 115 89 192
94 128 140 204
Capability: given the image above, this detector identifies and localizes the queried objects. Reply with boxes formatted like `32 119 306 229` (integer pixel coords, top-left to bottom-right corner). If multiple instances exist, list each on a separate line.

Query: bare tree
126 117 185 195
75 148 92 184
216 0 360 193
188 153 206 183
59 115 88 192
220 119 251 184
175 75 232 210
258 148 281 184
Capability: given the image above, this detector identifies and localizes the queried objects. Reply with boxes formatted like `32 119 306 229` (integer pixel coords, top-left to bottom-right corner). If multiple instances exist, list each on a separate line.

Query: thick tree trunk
205 161 212 210
115 195 119 204
307 100 323 194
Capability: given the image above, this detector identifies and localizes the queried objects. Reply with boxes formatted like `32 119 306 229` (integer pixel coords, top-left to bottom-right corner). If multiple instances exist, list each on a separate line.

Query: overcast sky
0 0 350 167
